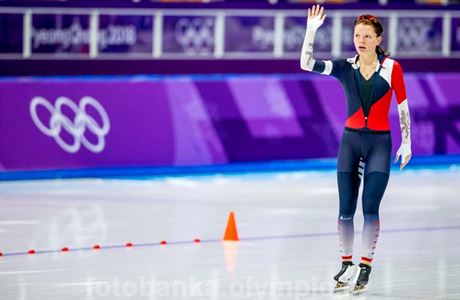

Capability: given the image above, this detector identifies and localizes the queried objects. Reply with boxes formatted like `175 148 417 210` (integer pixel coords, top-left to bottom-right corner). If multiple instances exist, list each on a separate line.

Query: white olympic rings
175 17 215 54
29 96 110 153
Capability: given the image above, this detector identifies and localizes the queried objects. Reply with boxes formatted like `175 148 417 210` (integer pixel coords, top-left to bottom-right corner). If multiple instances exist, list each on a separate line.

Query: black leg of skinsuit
337 129 391 264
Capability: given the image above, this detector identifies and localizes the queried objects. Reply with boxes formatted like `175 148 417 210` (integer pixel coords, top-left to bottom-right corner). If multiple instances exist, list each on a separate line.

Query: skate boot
352 263 372 294
333 261 356 292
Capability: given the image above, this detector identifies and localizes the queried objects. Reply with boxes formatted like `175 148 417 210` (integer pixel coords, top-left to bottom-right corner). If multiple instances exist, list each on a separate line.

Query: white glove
307 5 326 32
394 143 412 171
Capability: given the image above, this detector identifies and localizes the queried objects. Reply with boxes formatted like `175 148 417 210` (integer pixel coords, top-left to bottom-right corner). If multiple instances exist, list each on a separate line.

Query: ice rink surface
1 167 459 299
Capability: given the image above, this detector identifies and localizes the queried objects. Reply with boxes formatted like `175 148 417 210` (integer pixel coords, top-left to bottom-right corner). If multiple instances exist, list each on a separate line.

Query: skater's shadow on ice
284 288 356 299
329 291 399 300
331 293 355 300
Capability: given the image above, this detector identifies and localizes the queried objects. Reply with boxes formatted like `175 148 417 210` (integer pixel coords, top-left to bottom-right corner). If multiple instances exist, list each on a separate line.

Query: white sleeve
300 28 317 72
300 27 334 75
397 99 411 145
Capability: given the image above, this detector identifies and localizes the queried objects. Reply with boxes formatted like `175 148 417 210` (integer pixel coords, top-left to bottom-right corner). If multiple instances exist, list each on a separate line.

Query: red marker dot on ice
93 244 101 250
61 247 69 252
125 242 133 248
194 238 201 244
28 249 36 255
160 240 167 246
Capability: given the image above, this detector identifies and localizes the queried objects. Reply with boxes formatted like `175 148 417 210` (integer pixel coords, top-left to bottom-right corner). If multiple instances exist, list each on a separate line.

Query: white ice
1 167 459 299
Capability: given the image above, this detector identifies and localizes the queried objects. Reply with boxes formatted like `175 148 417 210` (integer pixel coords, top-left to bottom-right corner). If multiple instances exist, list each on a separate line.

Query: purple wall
1 73 459 172
3 59 460 77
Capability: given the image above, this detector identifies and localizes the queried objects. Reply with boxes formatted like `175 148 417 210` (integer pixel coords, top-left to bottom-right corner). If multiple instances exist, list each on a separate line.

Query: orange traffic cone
223 211 239 241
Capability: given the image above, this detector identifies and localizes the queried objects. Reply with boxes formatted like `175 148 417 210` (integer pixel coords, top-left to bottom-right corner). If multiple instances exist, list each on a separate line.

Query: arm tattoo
304 50 313 65
300 29 317 71
304 43 313 54
400 110 410 141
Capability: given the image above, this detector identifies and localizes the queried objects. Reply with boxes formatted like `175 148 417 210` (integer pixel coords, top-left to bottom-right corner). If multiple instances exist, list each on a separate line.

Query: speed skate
333 261 357 292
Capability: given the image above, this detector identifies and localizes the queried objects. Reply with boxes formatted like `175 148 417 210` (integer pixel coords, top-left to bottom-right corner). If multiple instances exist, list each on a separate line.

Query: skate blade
333 287 350 293
333 282 350 293
352 284 367 295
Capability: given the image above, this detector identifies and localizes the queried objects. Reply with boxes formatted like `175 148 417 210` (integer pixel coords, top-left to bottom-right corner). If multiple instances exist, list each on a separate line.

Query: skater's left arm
392 61 412 171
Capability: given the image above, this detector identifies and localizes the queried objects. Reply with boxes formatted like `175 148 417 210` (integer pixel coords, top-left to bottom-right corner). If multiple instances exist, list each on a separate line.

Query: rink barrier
1 73 459 179
0 155 459 181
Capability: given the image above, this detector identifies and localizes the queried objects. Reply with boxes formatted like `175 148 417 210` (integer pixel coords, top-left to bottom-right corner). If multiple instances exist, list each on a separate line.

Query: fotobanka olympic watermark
86 275 334 299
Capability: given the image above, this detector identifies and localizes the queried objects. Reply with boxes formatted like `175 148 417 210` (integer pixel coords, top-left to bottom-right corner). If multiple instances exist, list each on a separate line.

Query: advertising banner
225 16 274 53
0 14 23 53
396 16 443 55
98 14 154 55
30 13 154 56
31 14 90 54
1 10 456 59
451 17 460 52
162 15 215 55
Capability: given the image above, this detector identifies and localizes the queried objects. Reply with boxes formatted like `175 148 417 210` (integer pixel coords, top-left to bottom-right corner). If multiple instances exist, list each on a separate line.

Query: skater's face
354 23 381 55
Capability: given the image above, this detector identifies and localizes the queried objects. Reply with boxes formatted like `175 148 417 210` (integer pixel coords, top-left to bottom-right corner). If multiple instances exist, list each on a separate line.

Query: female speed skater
300 5 412 294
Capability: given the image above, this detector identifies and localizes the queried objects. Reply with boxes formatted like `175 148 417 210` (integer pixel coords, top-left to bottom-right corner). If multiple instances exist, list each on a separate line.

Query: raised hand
307 4 327 32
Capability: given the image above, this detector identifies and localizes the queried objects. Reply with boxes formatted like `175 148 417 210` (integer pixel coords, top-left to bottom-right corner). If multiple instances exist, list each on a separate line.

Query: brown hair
354 14 388 57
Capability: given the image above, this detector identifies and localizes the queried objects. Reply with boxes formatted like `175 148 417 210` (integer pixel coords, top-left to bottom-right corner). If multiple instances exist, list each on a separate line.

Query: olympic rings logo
29 96 110 153
398 18 432 51
175 17 215 54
